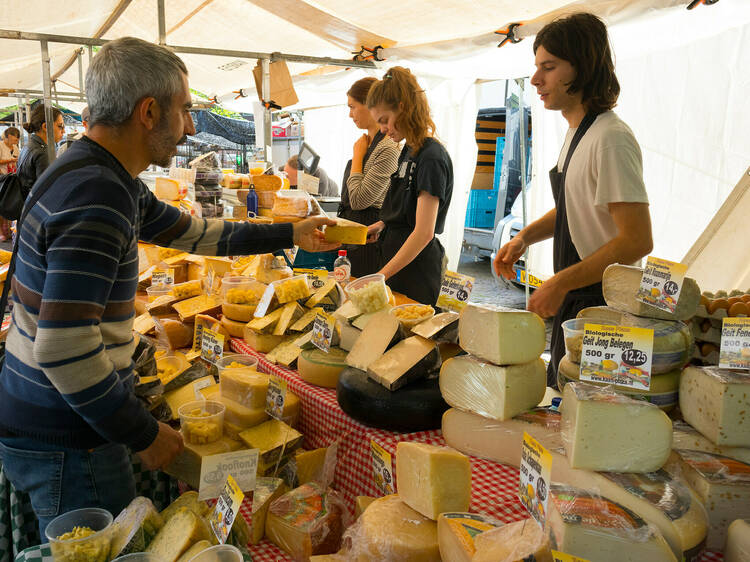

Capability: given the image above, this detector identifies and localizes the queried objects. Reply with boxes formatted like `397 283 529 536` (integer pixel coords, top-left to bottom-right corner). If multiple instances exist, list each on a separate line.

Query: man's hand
136 422 184 471
366 221 385 244
493 235 527 280
292 216 341 252
527 277 568 319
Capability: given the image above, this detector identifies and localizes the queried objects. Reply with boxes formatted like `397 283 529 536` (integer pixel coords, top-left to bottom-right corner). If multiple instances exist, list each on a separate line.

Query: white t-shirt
556 111 649 259
0 141 16 175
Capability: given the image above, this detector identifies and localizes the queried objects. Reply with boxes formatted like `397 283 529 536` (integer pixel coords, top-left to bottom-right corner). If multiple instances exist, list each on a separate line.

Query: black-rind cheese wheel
337 367 448 432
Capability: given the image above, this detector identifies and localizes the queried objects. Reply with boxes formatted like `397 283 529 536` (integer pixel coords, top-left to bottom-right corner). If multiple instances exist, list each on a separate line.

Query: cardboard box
253 60 299 108
471 171 495 190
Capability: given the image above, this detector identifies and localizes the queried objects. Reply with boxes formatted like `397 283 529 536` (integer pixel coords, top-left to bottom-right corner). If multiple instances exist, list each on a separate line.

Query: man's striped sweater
0 136 294 451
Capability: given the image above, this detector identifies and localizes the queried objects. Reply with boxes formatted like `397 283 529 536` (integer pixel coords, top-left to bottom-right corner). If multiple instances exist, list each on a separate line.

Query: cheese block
217 395 269 428
146 507 209 561
273 302 305 335
725 519 750 562
395 442 471 520
294 447 332 487
332 300 360 322
679 366 750 446
243 327 286 353
291 307 324 332
367 335 441 391
134 313 156 335
298 347 348 388
458 304 545 365
247 306 286 333
411 311 460 343
161 491 210 521
266 482 344 559
252 174 284 191
323 218 368 245
561 382 672 472
351 309 391 330
221 302 257 322
175 540 211 562
355 496 377 518
250 477 286 545
548 484 678 562
274 276 311 304
266 338 304 367
172 294 222 323
439 356 546 420
437 512 499 562
159 318 193 349
341 494 440 561
163 435 244 489
203 256 234 276
220 368 268 408
337 320 361 351
239 419 303 465
442 407 563 467
672 421 750 464
666 450 750 551
472 518 551 562
306 280 339 308
346 310 401 371
220 315 246 338
163 375 216 420
109 497 165 559
602 263 701 321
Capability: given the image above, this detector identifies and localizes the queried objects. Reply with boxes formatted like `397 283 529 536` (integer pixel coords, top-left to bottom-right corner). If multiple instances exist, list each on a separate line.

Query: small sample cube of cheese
725 519 750 562
395 442 471 520
220 369 268 409
324 218 368 245
472 518 551 562
439 356 546 420
679 366 750 447
458 303 545 365
561 382 672 472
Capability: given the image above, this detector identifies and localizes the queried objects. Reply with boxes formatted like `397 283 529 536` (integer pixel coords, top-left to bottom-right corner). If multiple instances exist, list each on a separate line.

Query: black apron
338 132 385 278
547 112 607 388
378 145 445 305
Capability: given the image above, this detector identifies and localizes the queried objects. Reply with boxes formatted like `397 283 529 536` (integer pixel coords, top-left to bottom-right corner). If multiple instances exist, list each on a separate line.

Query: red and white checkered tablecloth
228 338 723 562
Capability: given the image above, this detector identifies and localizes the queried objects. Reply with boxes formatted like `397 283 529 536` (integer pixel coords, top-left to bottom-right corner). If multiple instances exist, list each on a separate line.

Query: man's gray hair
86 37 188 127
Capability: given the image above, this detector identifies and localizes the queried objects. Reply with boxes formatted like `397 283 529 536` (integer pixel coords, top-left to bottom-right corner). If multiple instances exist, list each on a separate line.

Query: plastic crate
464 189 499 229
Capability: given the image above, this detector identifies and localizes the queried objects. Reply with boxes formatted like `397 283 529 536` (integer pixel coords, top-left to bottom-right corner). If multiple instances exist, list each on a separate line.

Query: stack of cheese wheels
297 347 348 388
221 277 267 337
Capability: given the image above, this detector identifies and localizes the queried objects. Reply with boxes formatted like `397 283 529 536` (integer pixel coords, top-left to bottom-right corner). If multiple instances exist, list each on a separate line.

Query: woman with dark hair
366 67 453 304
17 105 65 201
494 13 653 387
338 76 400 277
0 127 20 240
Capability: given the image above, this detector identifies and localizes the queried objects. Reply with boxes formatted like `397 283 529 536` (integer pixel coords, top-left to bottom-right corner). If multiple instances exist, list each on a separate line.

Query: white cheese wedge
367 335 440 391
439 356 546 420
679 366 750 447
336 319 361 351
395 442 471 520
346 310 400 371
672 420 750 464
437 512 499 562
458 304 545 365
602 263 700 321
561 382 672 472
725 519 750 562
472 518 552 562
412 311 460 343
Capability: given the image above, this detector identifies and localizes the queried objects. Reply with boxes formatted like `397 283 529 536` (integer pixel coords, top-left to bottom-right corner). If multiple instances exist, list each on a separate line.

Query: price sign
208 474 245 544
437 271 474 312
311 313 335 353
637 257 687 314
370 440 395 496
552 552 590 562
201 328 225 364
265 375 287 420
580 323 654 391
294 268 328 290
519 432 552 528
719 317 750 369
199 450 259 501
152 268 174 286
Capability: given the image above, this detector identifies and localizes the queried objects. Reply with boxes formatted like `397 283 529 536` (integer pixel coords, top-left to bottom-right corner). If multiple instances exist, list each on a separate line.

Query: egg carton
691 347 719 366
688 318 721 345
690 304 748 329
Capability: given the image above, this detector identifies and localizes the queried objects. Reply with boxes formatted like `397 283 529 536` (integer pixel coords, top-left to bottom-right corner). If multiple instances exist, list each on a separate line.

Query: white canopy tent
1 0 749 279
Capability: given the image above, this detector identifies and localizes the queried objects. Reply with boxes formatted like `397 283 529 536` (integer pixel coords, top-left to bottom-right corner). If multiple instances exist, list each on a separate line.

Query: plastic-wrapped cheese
458 304 545 365
146 507 210 561
602 263 700 321
725 519 750 562
437 512 499 562
155 177 186 200
439 356 546 420
561 382 672 472
109 497 165 559
672 420 750 464
472 518 552 562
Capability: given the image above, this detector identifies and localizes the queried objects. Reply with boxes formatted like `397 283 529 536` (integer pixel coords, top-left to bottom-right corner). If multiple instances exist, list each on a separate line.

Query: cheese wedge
247 306 286 333
291 307 323 332
367 335 441 391
437 512 499 562
672 420 750 464
265 338 303 367
298 347 348 388
305 279 339 308
355 496 377 518
175 540 211 562
163 436 245 490
172 294 222 323
163 376 216 420
472 518 551 562
250 477 286 545
725 519 750 562
346 310 401 371
412 311 460 343
324 218 368 245
243 326 286 353
337 320 361 351
217 395 269 428
109 497 165 559
273 302 305 336
239 419 303 465
146 508 209 561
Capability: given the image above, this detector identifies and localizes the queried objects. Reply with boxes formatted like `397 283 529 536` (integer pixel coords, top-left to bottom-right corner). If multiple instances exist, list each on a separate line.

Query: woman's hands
367 220 385 243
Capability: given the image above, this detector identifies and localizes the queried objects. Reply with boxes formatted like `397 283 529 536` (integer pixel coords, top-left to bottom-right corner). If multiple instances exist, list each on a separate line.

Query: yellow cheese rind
305 280 339 308
273 302 305 335
221 302 257 322
251 477 286 544
220 315 246 338
217 395 269 428
175 540 211 562
220 368 268 408
298 347 349 388
172 294 222 323
437 512 499 562
324 218 368 245
243 327 286 353
163 376 216 420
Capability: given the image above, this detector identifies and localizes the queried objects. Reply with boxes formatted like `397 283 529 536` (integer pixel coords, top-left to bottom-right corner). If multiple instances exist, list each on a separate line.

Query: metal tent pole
40 40 56 164
157 0 166 45
515 77 529 309
77 49 84 95
261 58 273 166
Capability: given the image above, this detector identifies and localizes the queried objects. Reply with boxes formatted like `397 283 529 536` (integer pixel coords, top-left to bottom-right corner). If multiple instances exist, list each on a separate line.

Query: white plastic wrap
272 190 312 218
472 518 552 562
725 519 750 562
109 497 165 559
672 420 750 465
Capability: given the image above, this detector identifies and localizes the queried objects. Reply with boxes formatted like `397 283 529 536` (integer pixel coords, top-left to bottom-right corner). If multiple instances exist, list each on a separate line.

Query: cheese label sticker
552 552 590 562
265 375 287 420
199 449 259 501
719 317 750 369
515 268 544 289
294 268 328 290
519 431 552 528
283 247 298 265
437 271 474 312
370 440 395 496
311 313 335 353
208 474 245 544
193 378 215 400
152 268 174 286
636 256 687 313
201 327 225 364
580 323 654 391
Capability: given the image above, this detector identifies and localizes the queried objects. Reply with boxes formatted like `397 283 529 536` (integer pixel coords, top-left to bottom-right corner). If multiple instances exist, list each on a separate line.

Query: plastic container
390 304 435 331
333 250 351 285
216 353 259 376
46 507 113 562
146 283 172 302
256 190 277 208
561 318 618 363
112 553 162 561
272 190 312 218
188 544 243 562
156 354 190 379
179 400 225 445
221 276 266 305
345 273 389 313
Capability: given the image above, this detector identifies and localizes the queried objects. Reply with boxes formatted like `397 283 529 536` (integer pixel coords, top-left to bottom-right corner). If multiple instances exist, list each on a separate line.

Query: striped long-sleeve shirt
345 135 400 210
0 136 294 451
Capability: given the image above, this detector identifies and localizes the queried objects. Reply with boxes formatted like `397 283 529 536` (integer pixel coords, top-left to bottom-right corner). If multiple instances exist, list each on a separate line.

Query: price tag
298 171 320 195
437 271 474 312
152 268 174 286
552 551 590 562
265 375 287 420
580 323 654 391
370 440 395 495
294 268 328 290
515 268 544 289
519 432 552 528
201 328 225 364
637 257 687 314
208 474 245 544
311 313 335 353
719 317 750 369
199 450 259 501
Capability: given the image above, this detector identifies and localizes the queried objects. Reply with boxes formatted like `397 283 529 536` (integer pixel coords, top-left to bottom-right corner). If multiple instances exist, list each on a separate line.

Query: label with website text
580 323 654 391
201 328 225 364
199 450 259 501
265 375 287 420
552 552 590 562
311 313 335 353
719 317 750 369
437 271 474 311
637 257 687 313
519 432 552 528
370 440 395 496
208 474 245 544
293 268 328 290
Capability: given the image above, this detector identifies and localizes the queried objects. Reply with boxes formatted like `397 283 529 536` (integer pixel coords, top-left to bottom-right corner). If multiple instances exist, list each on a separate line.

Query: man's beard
149 115 186 168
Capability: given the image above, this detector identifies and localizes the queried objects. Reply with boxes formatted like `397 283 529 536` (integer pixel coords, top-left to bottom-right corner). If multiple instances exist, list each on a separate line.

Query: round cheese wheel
221 315 246 338
222 302 257 322
298 348 348 388
337 367 448 432
557 356 679 411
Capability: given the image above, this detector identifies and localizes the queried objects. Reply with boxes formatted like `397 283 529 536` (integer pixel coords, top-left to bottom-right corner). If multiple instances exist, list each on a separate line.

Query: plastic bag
272 190 312 218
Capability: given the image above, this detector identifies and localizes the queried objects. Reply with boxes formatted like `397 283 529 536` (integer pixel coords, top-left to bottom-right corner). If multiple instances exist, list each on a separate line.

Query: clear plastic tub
146 283 172 302
188 544 243 562
390 304 435 330
561 318 617 363
221 276 266 305
45 507 113 562
346 273 388 313
178 400 225 445
216 353 259 376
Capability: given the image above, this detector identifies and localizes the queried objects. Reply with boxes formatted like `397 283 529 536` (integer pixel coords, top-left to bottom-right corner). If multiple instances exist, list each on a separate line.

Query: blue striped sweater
0 136 294 450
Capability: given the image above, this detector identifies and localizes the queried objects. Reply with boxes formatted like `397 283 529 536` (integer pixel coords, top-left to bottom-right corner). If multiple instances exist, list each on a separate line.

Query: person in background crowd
338 77 400 277
57 105 89 157
493 13 653 387
366 66 453 305
283 154 339 197
0 127 20 240
17 105 65 202
0 36 338 539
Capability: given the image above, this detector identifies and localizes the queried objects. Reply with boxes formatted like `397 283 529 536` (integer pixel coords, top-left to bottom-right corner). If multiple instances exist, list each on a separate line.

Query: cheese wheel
222 302 257 322
298 347 348 388
220 315 246 338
